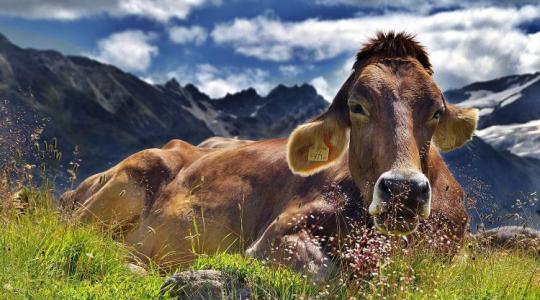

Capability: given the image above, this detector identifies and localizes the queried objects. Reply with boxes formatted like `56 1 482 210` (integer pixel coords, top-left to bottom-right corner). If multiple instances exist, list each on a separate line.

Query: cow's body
63 136 466 273
62 32 477 276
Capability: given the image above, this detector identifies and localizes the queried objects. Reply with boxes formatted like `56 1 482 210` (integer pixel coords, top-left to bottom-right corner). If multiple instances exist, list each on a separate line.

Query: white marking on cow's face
369 169 431 235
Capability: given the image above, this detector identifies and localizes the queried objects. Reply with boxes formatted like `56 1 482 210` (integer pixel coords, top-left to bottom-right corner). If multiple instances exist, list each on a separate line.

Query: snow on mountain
458 74 540 117
476 119 540 159
446 72 540 160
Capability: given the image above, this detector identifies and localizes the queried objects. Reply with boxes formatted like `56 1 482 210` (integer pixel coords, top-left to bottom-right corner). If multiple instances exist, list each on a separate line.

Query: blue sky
1 0 540 100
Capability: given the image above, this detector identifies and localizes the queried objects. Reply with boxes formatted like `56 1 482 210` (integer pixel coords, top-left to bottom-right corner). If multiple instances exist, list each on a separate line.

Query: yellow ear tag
308 145 329 162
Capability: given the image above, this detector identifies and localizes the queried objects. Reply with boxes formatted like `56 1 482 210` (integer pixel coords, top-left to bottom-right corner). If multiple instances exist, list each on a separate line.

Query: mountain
0 33 327 183
443 137 540 229
445 73 540 228
445 72 540 159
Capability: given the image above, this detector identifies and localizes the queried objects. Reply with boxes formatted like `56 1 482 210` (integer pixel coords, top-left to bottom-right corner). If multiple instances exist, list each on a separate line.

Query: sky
1 0 540 100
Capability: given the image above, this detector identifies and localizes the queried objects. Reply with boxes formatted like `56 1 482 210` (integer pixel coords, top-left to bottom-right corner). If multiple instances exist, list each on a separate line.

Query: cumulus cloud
0 0 218 22
212 16 363 61
91 30 158 72
315 0 540 12
309 58 354 101
166 64 272 98
212 5 540 90
315 0 455 11
278 64 314 77
310 76 333 101
168 25 208 45
279 65 301 77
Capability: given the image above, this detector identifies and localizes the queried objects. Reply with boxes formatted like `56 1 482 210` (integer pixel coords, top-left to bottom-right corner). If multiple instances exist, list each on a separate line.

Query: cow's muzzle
369 169 431 235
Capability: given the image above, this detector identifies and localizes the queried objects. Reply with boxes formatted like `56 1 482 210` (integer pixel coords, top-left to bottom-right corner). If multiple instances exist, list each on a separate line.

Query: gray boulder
159 270 250 300
475 226 540 252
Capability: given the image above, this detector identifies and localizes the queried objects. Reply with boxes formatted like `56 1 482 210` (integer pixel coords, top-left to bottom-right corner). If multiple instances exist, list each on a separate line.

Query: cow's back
152 139 325 240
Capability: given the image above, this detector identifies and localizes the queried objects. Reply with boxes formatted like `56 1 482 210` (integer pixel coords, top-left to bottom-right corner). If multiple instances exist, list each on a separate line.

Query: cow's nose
378 176 430 206
369 170 431 219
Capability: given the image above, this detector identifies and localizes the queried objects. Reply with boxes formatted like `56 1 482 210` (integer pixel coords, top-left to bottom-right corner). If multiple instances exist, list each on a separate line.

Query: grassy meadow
0 187 538 299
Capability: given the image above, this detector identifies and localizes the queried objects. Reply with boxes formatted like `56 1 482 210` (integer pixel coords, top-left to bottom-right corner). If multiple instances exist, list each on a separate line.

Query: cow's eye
350 104 365 115
432 110 442 120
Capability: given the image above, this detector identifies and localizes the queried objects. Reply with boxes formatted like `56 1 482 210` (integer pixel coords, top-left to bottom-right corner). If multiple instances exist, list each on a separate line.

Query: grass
0 187 539 299
370 249 540 299
0 188 164 299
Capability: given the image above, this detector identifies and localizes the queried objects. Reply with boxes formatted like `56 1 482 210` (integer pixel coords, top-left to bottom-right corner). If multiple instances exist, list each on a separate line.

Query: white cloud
0 0 218 22
279 64 314 77
168 25 208 45
91 30 158 72
166 64 272 98
314 0 455 11
279 65 301 77
315 0 539 11
310 76 333 101
309 57 355 101
212 16 366 61
212 5 540 90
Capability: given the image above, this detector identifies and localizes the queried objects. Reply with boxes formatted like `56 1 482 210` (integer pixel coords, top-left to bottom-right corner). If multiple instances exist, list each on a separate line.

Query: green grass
1 187 539 299
367 249 540 299
0 188 164 299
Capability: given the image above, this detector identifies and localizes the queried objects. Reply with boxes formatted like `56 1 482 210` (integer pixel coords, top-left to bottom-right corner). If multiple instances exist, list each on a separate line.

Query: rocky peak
217 87 261 104
184 83 211 101
164 78 182 92
266 83 320 101
0 32 16 49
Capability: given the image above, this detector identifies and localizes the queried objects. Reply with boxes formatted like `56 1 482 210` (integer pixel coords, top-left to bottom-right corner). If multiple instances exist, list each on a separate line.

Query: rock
159 270 250 300
126 263 148 276
475 226 540 252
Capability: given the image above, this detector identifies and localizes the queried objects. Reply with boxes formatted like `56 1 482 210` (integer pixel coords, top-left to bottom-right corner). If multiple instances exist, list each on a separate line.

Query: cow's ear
433 104 478 151
287 115 349 176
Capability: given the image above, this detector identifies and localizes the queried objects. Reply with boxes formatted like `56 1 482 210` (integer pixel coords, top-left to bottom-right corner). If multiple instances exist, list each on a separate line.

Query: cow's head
287 32 478 235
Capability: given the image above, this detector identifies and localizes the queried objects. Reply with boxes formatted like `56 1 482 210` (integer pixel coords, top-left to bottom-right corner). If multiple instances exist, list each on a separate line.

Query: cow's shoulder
117 139 210 175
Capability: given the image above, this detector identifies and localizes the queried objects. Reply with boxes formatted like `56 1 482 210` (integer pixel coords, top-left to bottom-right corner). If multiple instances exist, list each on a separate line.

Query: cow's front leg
246 220 335 280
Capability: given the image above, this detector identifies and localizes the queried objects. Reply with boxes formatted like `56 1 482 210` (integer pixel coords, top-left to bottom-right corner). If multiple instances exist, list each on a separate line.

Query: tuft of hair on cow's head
287 31 478 235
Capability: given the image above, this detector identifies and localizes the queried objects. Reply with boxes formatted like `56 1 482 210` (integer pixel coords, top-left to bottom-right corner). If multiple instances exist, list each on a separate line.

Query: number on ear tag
308 146 329 162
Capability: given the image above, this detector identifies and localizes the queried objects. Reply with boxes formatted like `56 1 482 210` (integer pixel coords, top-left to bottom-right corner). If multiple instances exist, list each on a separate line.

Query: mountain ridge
0 32 327 181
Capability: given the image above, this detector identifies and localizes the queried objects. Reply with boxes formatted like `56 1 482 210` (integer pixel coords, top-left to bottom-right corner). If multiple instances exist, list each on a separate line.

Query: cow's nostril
379 178 391 194
379 178 404 195
420 182 430 195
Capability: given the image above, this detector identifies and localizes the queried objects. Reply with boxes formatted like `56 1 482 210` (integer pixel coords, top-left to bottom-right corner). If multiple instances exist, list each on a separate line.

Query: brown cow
61 32 478 277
